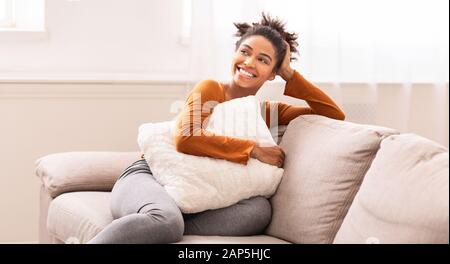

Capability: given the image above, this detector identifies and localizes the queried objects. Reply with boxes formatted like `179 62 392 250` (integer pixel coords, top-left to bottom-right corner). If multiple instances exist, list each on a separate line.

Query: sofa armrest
35 151 141 198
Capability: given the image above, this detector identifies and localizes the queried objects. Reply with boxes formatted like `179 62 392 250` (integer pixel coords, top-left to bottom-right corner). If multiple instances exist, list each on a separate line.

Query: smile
237 66 257 78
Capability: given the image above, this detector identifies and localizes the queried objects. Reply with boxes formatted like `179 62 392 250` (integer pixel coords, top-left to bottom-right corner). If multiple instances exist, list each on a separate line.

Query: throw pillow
137 95 284 213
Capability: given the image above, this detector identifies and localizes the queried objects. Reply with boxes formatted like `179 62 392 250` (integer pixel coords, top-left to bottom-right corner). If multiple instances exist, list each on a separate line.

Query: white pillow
137 95 284 213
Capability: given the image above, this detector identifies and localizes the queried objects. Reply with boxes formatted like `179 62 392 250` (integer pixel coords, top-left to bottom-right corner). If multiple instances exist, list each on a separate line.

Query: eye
258 57 269 65
240 49 249 56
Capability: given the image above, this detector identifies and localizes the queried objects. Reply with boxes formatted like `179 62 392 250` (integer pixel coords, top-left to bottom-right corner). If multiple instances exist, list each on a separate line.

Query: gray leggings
88 159 272 244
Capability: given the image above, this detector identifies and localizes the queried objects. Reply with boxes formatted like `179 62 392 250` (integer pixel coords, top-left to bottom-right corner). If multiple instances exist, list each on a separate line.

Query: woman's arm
173 80 256 165
279 71 345 125
264 42 345 127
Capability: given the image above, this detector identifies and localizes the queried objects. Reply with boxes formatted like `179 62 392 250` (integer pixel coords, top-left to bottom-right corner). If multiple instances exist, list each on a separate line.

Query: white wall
0 0 191 80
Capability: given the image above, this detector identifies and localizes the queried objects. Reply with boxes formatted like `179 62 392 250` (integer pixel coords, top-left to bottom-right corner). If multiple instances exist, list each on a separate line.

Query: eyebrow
242 44 273 62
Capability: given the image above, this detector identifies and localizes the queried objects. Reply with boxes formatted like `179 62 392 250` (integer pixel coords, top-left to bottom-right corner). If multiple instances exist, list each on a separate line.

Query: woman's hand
251 144 285 168
277 41 295 82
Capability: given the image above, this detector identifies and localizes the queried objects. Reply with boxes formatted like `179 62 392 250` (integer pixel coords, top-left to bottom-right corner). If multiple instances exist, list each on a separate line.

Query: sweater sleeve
263 71 346 127
173 80 256 165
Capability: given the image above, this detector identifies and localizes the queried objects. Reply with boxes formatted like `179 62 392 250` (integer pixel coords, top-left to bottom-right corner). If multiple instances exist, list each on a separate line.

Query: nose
244 56 256 68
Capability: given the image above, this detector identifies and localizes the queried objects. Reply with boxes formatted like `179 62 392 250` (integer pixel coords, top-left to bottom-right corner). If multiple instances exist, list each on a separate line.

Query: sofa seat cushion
266 115 399 244
334 134 449 244
178 235 290 244
47 191 113 244
47 191 289 244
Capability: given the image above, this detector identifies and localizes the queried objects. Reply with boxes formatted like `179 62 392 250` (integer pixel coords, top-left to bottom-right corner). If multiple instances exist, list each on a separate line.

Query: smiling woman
87 12 345 244
174 13 345 168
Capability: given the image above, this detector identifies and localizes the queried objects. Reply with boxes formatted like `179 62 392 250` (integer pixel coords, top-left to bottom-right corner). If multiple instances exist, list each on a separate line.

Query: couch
35 115 449 244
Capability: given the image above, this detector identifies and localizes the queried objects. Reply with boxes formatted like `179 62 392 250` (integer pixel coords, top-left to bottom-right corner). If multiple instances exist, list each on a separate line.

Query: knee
143 207 184 243
251 196 272 226
239 196 272 233
161 210 185 241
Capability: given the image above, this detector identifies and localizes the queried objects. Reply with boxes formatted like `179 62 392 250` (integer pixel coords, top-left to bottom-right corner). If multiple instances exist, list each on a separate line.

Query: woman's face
231 35 277 90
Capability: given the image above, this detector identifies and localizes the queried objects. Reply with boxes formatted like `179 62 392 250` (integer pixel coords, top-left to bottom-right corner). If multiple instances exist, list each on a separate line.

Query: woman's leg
183 196 272 236
88 160 184 244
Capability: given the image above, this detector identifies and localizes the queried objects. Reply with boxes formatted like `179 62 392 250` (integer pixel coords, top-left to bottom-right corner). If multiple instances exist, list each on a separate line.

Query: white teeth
238 67 255 78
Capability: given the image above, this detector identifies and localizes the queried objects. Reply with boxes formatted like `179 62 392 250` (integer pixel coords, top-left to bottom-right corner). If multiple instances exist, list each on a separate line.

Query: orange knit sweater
173 71 345 165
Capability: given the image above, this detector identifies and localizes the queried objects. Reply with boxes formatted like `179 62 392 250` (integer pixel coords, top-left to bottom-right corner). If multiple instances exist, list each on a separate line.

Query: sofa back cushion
334 134 449 244
266 115 398 243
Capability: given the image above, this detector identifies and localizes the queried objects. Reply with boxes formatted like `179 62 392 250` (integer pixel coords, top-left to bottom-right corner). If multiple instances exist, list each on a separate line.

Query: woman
88 13 345 244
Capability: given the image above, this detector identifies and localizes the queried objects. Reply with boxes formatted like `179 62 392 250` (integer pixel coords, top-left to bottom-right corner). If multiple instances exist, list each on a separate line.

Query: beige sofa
35 115 449 244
